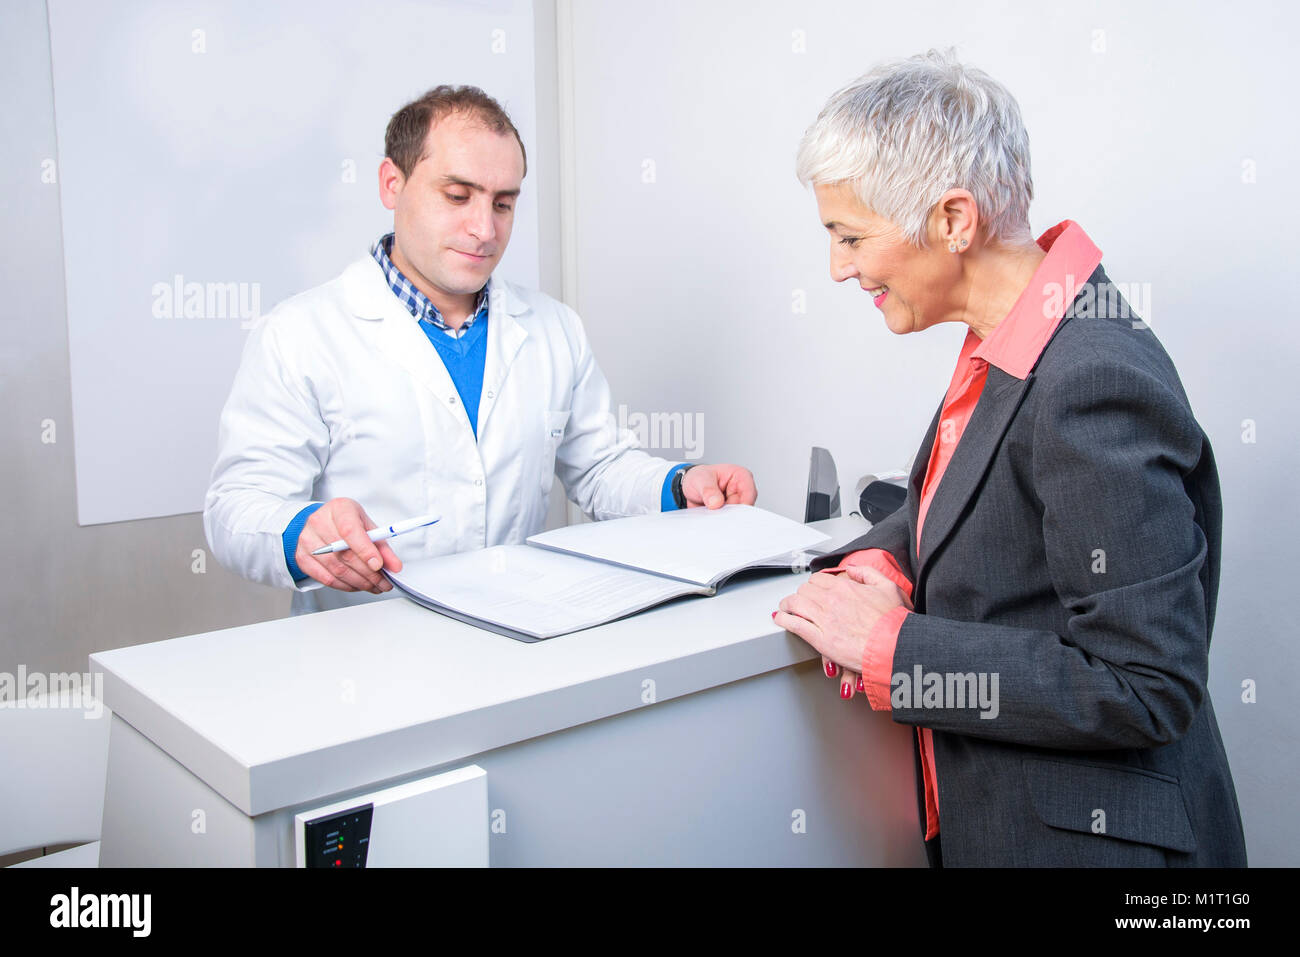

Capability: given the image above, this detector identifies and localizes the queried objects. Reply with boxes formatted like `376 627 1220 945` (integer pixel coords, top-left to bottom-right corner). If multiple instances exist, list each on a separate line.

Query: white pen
311 513 441 555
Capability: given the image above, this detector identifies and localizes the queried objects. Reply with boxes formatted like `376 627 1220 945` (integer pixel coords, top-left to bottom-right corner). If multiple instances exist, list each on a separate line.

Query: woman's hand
819 653 864 701
775 565 914 700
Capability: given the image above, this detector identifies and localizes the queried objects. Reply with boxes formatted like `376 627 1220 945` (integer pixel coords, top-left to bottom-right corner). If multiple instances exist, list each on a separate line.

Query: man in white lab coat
204 86 756 615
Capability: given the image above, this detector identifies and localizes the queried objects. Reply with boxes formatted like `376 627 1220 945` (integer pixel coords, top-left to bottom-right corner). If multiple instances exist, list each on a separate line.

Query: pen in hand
311 513 441 555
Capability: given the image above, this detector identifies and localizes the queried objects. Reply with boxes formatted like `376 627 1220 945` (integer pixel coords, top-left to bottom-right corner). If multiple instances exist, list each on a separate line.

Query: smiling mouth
863 284 888 296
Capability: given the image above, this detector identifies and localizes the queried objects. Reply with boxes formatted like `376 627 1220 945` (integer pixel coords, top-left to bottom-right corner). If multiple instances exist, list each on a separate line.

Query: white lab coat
203 254 674 616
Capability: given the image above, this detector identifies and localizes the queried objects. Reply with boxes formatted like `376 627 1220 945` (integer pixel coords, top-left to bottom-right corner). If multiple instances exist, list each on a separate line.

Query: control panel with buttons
302 804 373 868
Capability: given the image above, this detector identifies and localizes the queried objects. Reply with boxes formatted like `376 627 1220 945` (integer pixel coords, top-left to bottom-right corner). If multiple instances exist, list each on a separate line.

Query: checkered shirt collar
370 232 489 329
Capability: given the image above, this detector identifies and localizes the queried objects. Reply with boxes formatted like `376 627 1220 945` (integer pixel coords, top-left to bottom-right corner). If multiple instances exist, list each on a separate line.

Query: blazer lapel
913 366 1035 585
909 397 943 555
825 266 1104 589
910 265 1106 588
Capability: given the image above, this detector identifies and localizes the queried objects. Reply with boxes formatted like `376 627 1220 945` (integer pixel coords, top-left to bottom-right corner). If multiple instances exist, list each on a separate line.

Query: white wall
564 0 1299 865
49 0 539 525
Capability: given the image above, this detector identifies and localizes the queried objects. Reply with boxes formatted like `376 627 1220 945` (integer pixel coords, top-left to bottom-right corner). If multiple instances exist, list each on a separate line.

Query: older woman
776 50 1247 867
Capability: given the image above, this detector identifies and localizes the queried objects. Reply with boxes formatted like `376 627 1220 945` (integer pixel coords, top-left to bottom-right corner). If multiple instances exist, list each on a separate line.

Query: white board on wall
49 0 538 525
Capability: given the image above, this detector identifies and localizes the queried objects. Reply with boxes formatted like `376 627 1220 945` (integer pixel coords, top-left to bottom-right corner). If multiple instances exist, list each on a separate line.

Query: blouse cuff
862 606 909 711
837 548 914 601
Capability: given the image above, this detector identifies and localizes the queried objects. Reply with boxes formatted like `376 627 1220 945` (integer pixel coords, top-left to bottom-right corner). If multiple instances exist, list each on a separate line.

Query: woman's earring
959 238 968 248
948 241 958 252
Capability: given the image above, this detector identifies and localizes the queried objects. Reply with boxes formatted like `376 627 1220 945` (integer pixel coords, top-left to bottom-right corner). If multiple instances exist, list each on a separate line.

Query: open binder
382 504 830 641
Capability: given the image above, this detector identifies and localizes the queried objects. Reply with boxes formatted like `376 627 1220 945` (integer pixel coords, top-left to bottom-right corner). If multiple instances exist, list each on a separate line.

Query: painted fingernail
857 677 865 693
825 661 837 678
840 682 851 699
771 611 777 619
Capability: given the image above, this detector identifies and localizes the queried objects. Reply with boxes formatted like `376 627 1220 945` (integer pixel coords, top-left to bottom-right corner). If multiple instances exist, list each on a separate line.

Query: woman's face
813 182 964 336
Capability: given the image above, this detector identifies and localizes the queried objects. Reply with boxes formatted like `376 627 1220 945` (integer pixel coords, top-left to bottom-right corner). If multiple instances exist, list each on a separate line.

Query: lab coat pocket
541 409 571 493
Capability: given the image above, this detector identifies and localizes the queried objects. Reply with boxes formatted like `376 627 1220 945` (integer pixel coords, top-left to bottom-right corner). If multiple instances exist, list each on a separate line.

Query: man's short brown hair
384 85 527 179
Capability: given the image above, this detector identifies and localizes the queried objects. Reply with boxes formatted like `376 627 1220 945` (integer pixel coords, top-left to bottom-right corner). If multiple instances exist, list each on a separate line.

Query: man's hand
681 464 757 509
294 498 404 593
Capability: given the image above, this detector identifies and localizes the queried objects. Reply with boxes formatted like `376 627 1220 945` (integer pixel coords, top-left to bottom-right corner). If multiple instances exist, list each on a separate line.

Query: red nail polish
857 677 865 693
840 682 851 699
771 611 777 619
825 661 837 678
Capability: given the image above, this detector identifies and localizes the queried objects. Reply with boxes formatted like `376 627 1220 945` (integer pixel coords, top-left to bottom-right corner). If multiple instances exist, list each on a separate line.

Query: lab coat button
486 391 495 399
475 478 483 486
448 396 457 405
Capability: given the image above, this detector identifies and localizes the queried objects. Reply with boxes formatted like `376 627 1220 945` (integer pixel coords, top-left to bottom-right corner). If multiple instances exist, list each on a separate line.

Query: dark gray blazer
816 264 1247 866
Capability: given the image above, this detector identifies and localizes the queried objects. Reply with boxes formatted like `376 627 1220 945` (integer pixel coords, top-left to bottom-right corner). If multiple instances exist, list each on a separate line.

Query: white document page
385 545 702 640
526 504 831 588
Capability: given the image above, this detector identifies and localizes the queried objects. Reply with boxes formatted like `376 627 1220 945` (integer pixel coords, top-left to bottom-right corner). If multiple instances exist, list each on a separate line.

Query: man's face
380 111 525 302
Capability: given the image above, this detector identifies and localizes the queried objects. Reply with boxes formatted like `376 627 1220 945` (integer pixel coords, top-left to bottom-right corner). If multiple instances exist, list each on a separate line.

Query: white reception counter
91 519 924 866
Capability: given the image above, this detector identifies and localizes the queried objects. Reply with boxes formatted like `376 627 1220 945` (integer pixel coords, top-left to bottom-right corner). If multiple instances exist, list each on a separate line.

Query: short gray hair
795 49 1034 247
